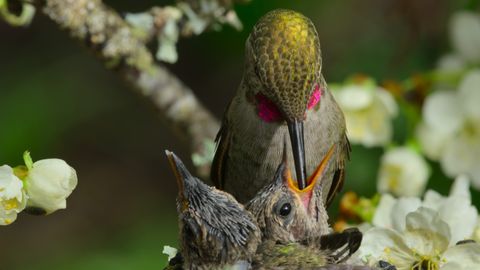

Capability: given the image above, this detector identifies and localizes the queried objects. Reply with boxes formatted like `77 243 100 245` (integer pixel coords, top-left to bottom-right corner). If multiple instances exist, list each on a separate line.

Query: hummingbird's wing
325 134 351 208
318 227 362 264
211 109 232 189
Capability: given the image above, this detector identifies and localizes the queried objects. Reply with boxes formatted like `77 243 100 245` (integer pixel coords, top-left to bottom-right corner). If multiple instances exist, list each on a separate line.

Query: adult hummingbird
211 9 350 204
165 150 260 270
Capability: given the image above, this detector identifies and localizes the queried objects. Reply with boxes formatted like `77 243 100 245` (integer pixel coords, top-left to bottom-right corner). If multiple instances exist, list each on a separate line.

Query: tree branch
39 0 223 178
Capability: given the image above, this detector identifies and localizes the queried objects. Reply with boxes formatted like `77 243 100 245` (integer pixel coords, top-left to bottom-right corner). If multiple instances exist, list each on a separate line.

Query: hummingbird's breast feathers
247 9 322 120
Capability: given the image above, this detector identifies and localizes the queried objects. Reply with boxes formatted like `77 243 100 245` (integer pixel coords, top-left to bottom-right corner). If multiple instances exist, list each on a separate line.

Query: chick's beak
286 144 336 210
287 119 307 190
166 150 192 211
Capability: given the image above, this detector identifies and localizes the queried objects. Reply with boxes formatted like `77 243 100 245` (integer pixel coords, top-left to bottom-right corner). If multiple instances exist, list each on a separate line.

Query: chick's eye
279 203 291 217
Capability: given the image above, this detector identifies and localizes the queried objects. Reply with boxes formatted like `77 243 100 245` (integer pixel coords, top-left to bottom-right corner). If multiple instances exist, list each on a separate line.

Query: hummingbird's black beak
287 119 307 190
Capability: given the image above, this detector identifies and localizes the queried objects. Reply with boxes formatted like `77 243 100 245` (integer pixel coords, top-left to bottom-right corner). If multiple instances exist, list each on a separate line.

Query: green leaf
23 150 33 170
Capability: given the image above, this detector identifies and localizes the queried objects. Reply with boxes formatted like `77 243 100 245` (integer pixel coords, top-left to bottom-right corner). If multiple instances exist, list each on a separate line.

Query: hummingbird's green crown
249 9 322 120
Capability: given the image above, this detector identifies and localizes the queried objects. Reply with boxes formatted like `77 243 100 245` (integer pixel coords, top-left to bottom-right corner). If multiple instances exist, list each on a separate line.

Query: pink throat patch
307 85 321 109
256 93 282 122
256 84 322 122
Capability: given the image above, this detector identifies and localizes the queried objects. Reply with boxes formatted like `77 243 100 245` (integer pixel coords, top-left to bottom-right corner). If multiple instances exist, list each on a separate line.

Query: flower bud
24 159 77 215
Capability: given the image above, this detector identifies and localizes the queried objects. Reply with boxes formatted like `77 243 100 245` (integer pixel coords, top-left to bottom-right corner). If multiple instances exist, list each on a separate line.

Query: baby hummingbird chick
165 151 260 270
247 143 365 269
246 140 336 243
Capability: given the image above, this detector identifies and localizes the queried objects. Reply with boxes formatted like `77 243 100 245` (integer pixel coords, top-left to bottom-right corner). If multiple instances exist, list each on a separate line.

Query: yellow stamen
3 199 19 211
386 165 402 191
409 253 441 270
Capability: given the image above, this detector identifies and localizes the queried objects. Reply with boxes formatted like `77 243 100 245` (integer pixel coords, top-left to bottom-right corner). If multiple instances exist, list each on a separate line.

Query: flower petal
458 69 480 120
373 194 397 228
336 83 396 147
438 196 478 245
442 243 480 270
416 121 451 161
335 85 373 110
441 131 480 183
0 207 18 225
422 190 443 211
404 207 450 255
358 227 414 268
450 11 480 63
422 90 463 135
449 174 471 201
376 88 398 117
391 197 422 232
162 245 178 261
0 165 26 225
472 219 480 242
377 147 430 197
25 159 78 214
0 165 24 201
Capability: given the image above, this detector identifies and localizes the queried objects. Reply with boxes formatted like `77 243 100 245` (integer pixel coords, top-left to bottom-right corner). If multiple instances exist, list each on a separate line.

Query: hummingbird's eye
278 203 292 217
274 199 294 220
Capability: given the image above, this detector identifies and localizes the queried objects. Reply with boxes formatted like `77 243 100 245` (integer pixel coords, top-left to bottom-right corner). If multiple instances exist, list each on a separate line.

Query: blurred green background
0 0 477 269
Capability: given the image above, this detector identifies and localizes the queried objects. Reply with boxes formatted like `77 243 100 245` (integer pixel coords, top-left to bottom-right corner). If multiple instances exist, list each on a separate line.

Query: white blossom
372 194 421 232
163 245 178 261
359 207 480 270
416 70 480 189
333 81 398 147
377 146 430 197
25 159 77 214
450 11 480 64
373 175 478 245
0 165 27 225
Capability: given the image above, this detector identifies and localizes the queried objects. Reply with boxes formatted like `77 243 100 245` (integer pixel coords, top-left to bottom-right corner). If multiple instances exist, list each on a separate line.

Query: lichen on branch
125 0 246 63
